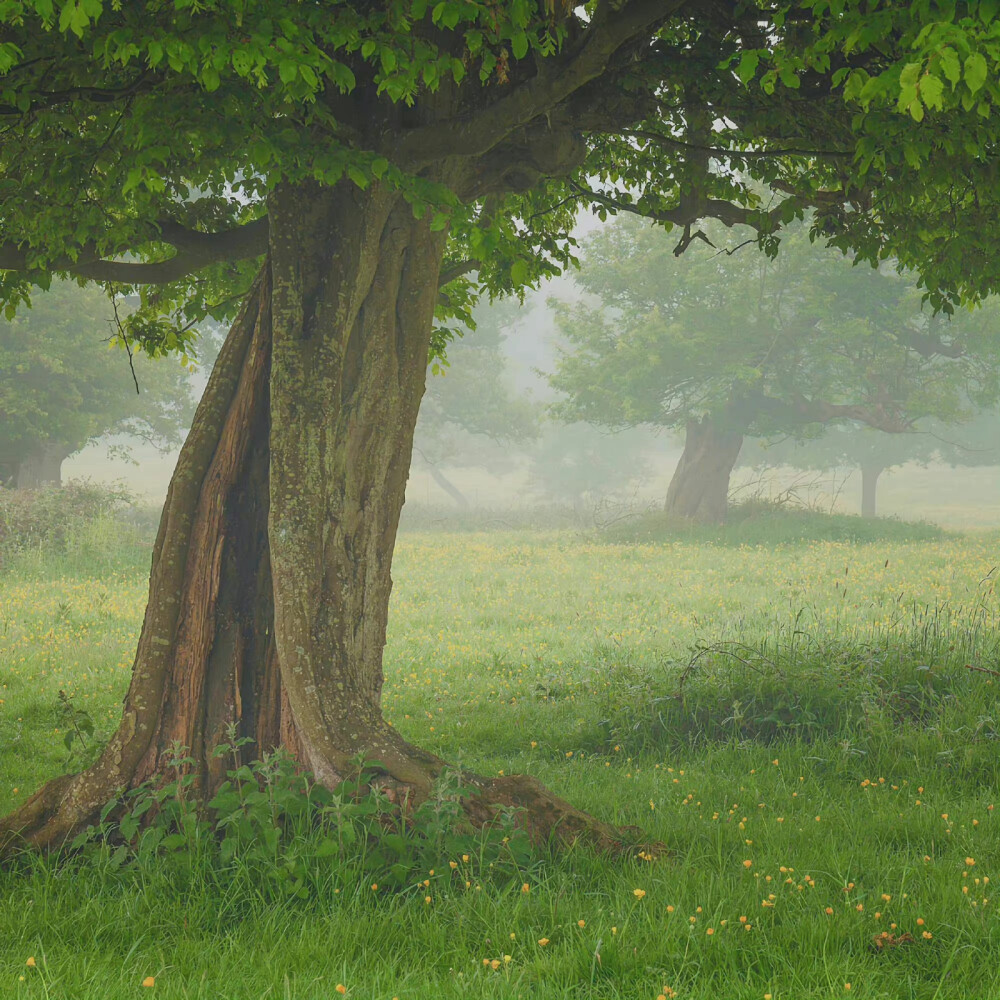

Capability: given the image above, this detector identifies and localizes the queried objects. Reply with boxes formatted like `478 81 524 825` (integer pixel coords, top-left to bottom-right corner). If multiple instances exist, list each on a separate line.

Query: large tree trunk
1 181 625 855
860 461 884 518
15 442 67 488
664 415 744 523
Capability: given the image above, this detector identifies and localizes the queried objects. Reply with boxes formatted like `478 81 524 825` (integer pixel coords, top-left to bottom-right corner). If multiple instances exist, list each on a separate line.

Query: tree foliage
6 1 1000 340
744 408 1000 477
548 217 1000 442
0 280 195 482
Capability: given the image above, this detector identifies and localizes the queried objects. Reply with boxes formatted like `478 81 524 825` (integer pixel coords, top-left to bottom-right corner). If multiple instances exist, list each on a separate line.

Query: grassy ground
2 519 1000 999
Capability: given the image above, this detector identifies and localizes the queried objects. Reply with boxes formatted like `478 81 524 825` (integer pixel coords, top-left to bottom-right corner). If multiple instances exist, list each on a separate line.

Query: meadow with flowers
2 517 1000 999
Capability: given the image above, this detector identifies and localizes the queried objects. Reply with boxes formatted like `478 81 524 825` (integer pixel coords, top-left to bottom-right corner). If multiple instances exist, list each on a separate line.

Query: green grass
2 520 1000 999
602 503 947 546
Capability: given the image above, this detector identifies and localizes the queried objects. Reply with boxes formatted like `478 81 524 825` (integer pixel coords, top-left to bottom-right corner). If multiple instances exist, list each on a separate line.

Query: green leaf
965 52 987 94
736 50 760 84
939 47 961 87
510 258 530 287
121 167 143 195
347 164 369 189
201 65 220 92
920 73 944 110
511 31 528 61
58 0 92 38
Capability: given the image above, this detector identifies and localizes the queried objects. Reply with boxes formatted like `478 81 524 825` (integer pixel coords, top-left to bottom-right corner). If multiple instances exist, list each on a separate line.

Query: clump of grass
603 503 946 546
0 480 155 578
0 480 158 578
590 600 1000 757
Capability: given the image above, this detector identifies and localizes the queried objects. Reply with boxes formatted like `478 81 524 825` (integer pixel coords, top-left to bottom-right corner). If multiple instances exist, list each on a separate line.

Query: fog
48 215 1000 532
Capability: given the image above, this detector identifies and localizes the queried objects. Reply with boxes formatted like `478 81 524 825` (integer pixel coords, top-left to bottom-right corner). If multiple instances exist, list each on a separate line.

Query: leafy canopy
742 408 1000 476
5 1 1000 357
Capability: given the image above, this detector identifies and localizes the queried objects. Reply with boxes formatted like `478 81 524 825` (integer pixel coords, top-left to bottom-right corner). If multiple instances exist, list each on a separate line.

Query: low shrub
55 735 537 906
0 480 155 575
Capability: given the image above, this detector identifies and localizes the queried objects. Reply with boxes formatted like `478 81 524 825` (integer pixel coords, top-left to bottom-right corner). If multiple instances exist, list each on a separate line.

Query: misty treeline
413 215 1000 522
3 218 999 520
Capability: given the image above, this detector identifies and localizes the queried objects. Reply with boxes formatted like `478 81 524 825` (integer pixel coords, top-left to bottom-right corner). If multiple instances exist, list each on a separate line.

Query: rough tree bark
860 461 884 518
0 180 626 855
664 415 745 523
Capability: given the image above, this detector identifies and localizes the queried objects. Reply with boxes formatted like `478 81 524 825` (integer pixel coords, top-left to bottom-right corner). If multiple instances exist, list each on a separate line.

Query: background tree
0 281 196 488
413 299 537 508
7 1 1000 852
548 218 1000 522
527 421 649 515
743 408 1000 518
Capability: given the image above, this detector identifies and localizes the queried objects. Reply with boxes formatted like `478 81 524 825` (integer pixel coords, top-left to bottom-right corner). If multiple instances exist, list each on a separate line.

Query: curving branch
392 0 685 167
0 72 157 117
0 216 269 285
569 179 800 253
788 394 914 434
745 390 915 435
621 128 854 160
897 325 966 359
438 259 480 287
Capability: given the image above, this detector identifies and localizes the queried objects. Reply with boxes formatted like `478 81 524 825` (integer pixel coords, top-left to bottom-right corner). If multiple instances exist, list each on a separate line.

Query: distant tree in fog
548 218 1000 523
413 299 538 507
0 282 196 488
527 421 649 514
742 409 1000 517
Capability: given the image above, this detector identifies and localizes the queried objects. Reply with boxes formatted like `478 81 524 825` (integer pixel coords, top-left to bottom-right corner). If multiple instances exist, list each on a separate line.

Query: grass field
2 519 1000 999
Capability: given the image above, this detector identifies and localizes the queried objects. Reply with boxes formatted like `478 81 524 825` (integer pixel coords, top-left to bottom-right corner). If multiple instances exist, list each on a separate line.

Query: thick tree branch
788 394 913 433
438 259 480 287
622 128 854 160
745 391 914 434
393 0 688 167
0 216 269 285
569 179 797 252
0 72 156 116
897 326 966 359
